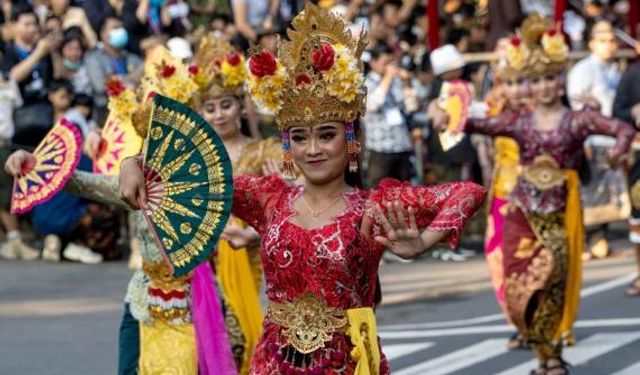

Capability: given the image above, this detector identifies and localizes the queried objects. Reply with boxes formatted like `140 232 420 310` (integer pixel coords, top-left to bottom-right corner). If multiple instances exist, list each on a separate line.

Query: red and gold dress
467 108 633 356
231 175 486 374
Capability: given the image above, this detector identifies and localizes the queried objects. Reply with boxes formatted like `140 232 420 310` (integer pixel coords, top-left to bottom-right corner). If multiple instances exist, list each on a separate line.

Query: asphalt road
0 242 638 375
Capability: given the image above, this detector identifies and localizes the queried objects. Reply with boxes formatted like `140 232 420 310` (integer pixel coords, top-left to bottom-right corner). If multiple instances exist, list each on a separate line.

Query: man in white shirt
567 20 624 260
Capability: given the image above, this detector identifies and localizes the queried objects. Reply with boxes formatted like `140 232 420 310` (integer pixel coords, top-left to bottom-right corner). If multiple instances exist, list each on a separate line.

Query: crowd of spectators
0 0 638 264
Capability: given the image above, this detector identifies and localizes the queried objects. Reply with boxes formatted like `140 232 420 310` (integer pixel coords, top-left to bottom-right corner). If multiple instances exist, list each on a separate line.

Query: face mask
108 28 129 49
149 0 166 6
63 58 82 71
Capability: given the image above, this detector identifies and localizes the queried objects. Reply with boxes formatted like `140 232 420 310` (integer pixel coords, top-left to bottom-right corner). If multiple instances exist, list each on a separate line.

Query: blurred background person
3 5 59 132
54 27 92 95
85 15 142 125
613 48 640 297
568 20 626 260
47 0 98 48
362 43 414 189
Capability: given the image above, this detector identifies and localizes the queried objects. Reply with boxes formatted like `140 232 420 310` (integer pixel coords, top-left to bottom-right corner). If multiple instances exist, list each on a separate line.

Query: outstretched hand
4 150 36 177
261 158 283 177
372 201 425 260
84 129 103 160
118 156 147 210
221 221 260 249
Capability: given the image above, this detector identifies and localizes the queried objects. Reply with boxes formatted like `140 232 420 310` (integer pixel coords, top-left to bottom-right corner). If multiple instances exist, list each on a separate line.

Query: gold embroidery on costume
505 246 553 332
505 210 568 357
514 238 539 259
221 296 247 369
143 261 192 322
522 154 565 191
631 180 640 210
268 293 348 354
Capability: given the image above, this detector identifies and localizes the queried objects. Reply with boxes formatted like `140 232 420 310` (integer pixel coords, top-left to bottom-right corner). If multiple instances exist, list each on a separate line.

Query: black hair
384 0 403 9
72 93 93 108
10 4 36 23
368 43 394 61
211 13 232 24
61 26 85 50
446 28 470 46
462 62 486 81
417 54 432 73
48 79 74 95
99 15 122 34
72 93 93 119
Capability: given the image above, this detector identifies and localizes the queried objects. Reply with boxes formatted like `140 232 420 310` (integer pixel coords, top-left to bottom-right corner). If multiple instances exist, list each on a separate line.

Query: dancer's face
503 77 530 109
289 122 348 185
531 74 563 106
199 96 242 140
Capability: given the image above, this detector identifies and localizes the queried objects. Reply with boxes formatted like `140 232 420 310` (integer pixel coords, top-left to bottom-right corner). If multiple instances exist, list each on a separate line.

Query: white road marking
380 318 640 339
378 313 506 331
580 273 637 297
494 331 640 375
0 297 122 317
610 361 640 375
382 342 434 361
379 273 637 332
394 339 508 375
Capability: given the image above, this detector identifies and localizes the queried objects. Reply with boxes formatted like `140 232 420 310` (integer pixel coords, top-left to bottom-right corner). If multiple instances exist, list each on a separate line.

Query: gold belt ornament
521 154 565 191
143 260 193 289
268 292 348 354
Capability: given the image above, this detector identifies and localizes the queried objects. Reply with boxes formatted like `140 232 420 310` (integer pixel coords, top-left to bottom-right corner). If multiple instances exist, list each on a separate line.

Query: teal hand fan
142 94 233 277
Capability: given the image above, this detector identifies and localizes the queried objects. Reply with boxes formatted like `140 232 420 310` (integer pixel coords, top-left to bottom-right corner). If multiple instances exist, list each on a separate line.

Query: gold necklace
300 192 344 217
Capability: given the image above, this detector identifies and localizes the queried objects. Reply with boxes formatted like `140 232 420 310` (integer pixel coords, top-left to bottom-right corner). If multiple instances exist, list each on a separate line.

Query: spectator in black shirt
613 59 640 297
2 5 60 131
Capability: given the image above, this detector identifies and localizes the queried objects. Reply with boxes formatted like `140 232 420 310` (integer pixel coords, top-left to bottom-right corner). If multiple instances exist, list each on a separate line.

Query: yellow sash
217 218 264 374
555 170 583 344
139 321 197 374
347 308 380 375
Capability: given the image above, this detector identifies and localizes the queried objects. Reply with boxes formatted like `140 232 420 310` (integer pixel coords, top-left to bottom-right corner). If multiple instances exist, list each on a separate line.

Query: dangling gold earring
281 130 296 180
345 122 360 172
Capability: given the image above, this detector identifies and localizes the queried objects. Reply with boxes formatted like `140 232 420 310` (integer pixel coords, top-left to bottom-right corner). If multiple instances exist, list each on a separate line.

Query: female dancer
6 37 278 374
119 4 487 374
434 14 634 374
484 61 532 349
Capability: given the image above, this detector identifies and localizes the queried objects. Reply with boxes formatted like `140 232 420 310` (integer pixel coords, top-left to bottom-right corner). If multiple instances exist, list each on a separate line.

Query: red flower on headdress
226 52 241 66
313 43 335 72
161 63 176 78
249 50 277 78
188 65 200 75
105 77 126 97
510 36 522 47
295 74 312 86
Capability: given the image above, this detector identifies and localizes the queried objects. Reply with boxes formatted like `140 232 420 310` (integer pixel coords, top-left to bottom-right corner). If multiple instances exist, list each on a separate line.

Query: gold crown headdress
503 13 568 79
246 3 367 130
188 35 247 108
246 3 367 177
111 39 247 138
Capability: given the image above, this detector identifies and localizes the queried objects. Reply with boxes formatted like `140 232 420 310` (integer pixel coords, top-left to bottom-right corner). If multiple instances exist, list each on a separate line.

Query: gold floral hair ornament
500 13 568 80
122 46 197 137
106 77 138 123
521 13 568 77
188 35 247 108
246 3 367 131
